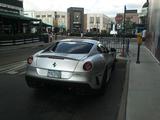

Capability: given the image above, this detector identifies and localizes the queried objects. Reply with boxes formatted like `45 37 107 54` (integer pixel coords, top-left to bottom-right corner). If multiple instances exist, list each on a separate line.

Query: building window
96 17 100 24
36 15 40 18
47 15 52 17
61 15 65 18
56 15 60 18
90 17 94 23
42 15 46 18
73 12 81 23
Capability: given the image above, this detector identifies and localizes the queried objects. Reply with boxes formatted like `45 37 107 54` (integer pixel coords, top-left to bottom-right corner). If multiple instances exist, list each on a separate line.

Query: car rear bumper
25 75 91 89
25 66 98 89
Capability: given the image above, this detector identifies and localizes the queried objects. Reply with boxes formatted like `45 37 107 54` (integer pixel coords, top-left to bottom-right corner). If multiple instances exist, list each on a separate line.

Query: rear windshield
49 41 93 54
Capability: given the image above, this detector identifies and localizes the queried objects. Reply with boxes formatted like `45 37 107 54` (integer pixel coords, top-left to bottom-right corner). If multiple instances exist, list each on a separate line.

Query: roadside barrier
0 38 40 46
99 37 130 55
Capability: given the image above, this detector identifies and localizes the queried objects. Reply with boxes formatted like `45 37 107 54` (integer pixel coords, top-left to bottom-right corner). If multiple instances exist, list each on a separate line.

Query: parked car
25 39 116 93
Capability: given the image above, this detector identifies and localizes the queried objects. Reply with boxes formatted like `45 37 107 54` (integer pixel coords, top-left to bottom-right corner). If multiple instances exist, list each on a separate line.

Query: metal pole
54 11 57 40
146 0 149 30
126 38 130 55
136 44 140 64
39 20 42 41
96 16 99 40
97 21 98 40
122 5 126 56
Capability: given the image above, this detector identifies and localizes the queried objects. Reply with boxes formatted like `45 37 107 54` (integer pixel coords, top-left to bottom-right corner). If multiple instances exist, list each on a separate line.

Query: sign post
122 5 126 57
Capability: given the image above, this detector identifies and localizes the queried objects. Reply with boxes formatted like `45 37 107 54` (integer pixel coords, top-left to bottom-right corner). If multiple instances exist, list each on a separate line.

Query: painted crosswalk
0 61 26 75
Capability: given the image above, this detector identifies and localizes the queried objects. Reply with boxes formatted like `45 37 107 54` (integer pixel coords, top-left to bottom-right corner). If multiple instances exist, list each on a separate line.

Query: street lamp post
122 5 126 56
54 11 57 40
96 17 99 40
146 0 149 30
39 20 42 41
96 21 99 39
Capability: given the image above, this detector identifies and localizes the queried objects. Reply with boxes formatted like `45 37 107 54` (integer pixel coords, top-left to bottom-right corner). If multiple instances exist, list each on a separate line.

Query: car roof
59 39 99 44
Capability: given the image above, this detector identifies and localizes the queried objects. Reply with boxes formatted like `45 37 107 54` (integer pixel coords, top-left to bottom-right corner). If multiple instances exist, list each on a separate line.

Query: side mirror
97 46 102 53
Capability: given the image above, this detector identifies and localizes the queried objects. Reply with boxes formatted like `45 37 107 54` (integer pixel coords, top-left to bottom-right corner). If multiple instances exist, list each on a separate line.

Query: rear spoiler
37 55 80 61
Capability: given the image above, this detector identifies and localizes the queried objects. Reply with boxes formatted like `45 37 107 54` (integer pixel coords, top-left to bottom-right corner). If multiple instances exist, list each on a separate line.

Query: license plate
47 70 61 78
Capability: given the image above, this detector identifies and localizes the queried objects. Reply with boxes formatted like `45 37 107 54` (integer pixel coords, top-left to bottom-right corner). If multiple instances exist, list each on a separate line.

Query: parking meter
137 33 142 45
136 33 142 64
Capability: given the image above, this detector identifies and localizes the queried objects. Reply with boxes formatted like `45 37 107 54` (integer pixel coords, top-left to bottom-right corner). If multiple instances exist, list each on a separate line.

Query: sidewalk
126 43 160 120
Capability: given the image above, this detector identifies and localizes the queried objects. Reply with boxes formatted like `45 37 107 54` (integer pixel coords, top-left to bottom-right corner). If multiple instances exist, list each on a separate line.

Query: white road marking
7 71 18 75
19 71 26 75
0 61 26 75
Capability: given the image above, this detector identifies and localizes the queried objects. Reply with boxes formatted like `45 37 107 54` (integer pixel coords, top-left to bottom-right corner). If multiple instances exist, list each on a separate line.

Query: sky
23 0 146 17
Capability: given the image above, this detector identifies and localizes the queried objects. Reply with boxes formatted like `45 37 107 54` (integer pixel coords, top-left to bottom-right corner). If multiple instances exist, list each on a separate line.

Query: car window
50 41 93 54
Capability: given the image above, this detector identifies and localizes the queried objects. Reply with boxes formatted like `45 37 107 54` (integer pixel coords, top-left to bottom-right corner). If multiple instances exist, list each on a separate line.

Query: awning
32 22 53 27
42 23 53 27
0 11 40 21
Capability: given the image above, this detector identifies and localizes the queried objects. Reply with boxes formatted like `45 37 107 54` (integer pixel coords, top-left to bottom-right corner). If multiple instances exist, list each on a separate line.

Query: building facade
125 10 139 24
115 10 139 24
86 13 112 33
0 0 30 34
67 7 84 33
24 11 67 32
24 9 112 34
0 0 23 15
0 0 42 36
146 0 160 61
139 2 149 27
115 10 139 34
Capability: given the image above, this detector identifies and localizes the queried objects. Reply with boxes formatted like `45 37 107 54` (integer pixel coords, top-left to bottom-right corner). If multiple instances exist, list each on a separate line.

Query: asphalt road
0 43 126 120
0 43 50 65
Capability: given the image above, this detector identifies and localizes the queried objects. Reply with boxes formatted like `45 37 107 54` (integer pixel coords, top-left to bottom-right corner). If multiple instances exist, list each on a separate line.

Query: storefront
0 0 52 42
0 11 41 34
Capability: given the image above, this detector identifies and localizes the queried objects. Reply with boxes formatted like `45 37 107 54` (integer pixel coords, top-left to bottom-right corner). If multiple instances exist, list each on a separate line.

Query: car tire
96 67 108 95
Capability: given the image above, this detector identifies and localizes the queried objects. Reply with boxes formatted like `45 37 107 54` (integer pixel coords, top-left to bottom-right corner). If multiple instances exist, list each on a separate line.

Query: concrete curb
116 57 130 120
144 46 160 64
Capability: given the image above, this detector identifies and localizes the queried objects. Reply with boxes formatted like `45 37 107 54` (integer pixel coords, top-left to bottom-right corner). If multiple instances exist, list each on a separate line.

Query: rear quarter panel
74 54 106 75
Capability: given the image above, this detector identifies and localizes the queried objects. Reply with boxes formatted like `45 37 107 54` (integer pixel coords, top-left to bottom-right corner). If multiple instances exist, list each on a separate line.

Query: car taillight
27 56 33 64
83 62 92 71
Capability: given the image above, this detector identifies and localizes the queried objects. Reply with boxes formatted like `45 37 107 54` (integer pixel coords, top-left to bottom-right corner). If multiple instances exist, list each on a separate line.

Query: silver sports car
25 39 116 92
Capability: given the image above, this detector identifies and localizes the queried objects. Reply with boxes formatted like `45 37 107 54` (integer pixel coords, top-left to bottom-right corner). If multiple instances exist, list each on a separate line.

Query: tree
125 18 136 34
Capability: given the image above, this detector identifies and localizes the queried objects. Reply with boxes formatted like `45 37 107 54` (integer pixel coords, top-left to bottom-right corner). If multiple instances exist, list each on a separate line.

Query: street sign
116 24 121 29
110 24 117 35
115 15 123 23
